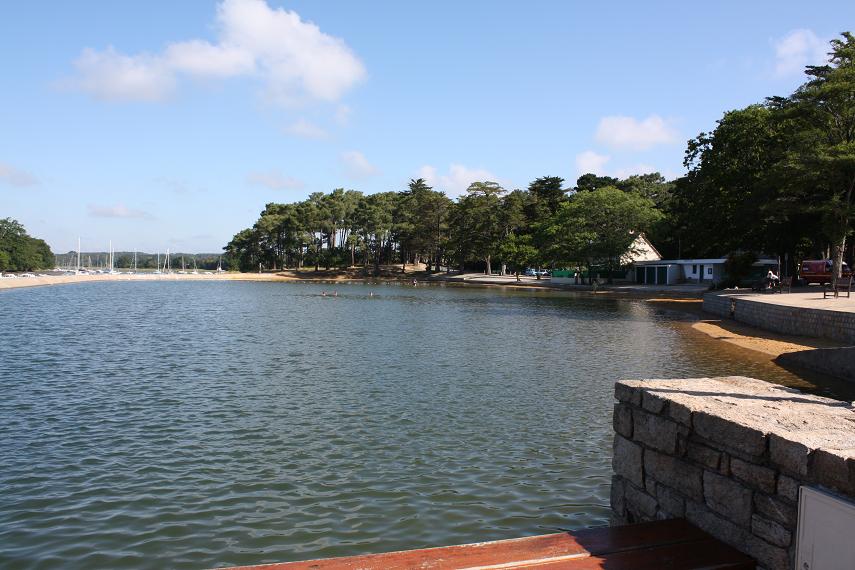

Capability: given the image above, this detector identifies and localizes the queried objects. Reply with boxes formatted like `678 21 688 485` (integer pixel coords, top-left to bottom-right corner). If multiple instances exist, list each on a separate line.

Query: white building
633 258 778 286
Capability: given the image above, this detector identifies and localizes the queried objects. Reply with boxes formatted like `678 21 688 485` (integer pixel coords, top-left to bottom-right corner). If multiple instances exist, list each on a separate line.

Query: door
797 487 855 570
645 266 655 284
698 264 705 282
657 266 667 285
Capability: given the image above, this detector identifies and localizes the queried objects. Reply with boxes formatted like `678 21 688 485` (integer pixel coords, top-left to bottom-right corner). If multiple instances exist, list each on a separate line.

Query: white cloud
773 29 829 77
594 115 678 150
218 0 366 104
88 203 154 219
0 162 39 187
417 163 503 197
246 170 304 190
341 151 379 179
283 118 328 139
70 47 175 102
65 0 366 105
164 40 255 77
575 151 611 175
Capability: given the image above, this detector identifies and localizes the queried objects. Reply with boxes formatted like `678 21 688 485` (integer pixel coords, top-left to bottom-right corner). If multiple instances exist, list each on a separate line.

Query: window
707 267 713 275
692 264 697 273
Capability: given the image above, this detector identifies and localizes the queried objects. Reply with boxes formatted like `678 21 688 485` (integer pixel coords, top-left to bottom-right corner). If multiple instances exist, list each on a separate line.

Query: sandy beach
0 272 296 290
0 268 418 291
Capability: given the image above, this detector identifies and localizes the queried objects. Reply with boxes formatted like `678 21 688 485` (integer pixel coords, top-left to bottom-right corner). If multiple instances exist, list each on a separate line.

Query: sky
1 0 852 254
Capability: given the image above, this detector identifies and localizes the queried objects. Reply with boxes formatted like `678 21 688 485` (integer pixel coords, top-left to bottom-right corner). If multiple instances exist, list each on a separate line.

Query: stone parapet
611 376 855 570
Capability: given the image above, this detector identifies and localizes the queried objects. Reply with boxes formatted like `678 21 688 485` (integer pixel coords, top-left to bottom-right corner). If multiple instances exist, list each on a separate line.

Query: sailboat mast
77 237 81 272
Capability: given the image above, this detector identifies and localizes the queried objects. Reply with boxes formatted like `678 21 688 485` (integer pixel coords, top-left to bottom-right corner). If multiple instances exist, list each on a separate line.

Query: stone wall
775 347 855 382
611 376 855 570
703 292 855 344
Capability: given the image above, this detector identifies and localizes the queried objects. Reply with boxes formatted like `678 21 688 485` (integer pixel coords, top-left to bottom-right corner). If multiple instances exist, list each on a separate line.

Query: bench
220 519 755 569
824 275 853 298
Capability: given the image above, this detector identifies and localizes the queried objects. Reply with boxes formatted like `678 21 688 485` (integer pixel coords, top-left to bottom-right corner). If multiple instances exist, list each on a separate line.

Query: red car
799 259 852 285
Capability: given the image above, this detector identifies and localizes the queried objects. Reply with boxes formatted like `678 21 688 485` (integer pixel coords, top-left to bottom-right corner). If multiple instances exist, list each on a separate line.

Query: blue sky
1 1 852 253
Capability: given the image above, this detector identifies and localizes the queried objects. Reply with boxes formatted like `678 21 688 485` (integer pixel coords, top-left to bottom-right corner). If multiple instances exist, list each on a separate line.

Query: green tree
780 32 855 285
527 176 566 218
676 105 787 259
575 173 619 193
354 192 395 275
497 189 534 274
452 181 505 274
499 232 538 281
617 173 673 206
551 187 662 283
0 218 54 271
224 228 261 272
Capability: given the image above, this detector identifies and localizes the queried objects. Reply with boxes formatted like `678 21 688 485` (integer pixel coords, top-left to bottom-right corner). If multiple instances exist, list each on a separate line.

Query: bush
720 251 758 288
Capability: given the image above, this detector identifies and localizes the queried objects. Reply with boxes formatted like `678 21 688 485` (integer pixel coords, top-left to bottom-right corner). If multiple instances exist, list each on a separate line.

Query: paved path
720 289 855 313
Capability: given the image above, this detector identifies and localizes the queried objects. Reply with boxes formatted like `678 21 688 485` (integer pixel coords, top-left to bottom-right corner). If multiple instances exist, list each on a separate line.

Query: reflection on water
0 282 847 569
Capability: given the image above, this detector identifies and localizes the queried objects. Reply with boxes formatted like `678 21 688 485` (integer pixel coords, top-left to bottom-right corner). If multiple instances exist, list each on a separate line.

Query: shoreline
0 269 427 291
2 270 841 361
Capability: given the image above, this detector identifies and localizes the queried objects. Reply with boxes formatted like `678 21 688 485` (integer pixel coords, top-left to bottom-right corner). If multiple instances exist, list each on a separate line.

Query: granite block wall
703 293 855 344
611 376 855 570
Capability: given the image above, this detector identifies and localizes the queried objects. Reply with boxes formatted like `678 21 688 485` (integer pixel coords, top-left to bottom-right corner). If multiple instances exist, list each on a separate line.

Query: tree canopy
0 218 54 271
658 32 855 282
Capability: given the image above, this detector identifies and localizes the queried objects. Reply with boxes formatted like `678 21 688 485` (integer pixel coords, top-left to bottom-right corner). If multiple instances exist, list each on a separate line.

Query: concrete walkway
719 289 855 313
705 289 855 346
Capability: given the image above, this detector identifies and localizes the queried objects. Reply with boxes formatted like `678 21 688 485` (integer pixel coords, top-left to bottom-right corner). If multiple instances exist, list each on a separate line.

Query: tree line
658 32 855 280
54 252 228 271
224 175 666 280
226 33 855 284
0 218 54 271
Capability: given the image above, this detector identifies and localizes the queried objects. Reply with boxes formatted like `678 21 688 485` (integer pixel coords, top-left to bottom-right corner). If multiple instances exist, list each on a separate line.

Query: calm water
0 281 846 569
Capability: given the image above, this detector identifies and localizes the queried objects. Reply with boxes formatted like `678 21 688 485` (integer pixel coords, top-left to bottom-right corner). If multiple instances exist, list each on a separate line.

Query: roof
634 258 777 266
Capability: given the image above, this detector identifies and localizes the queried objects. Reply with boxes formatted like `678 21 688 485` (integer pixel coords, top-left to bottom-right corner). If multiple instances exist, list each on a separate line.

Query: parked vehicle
799 259 852 285
524 268 550 277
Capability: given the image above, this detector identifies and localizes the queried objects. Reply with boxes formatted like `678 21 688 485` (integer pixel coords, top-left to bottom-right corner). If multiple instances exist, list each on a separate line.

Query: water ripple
0 281 842 569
